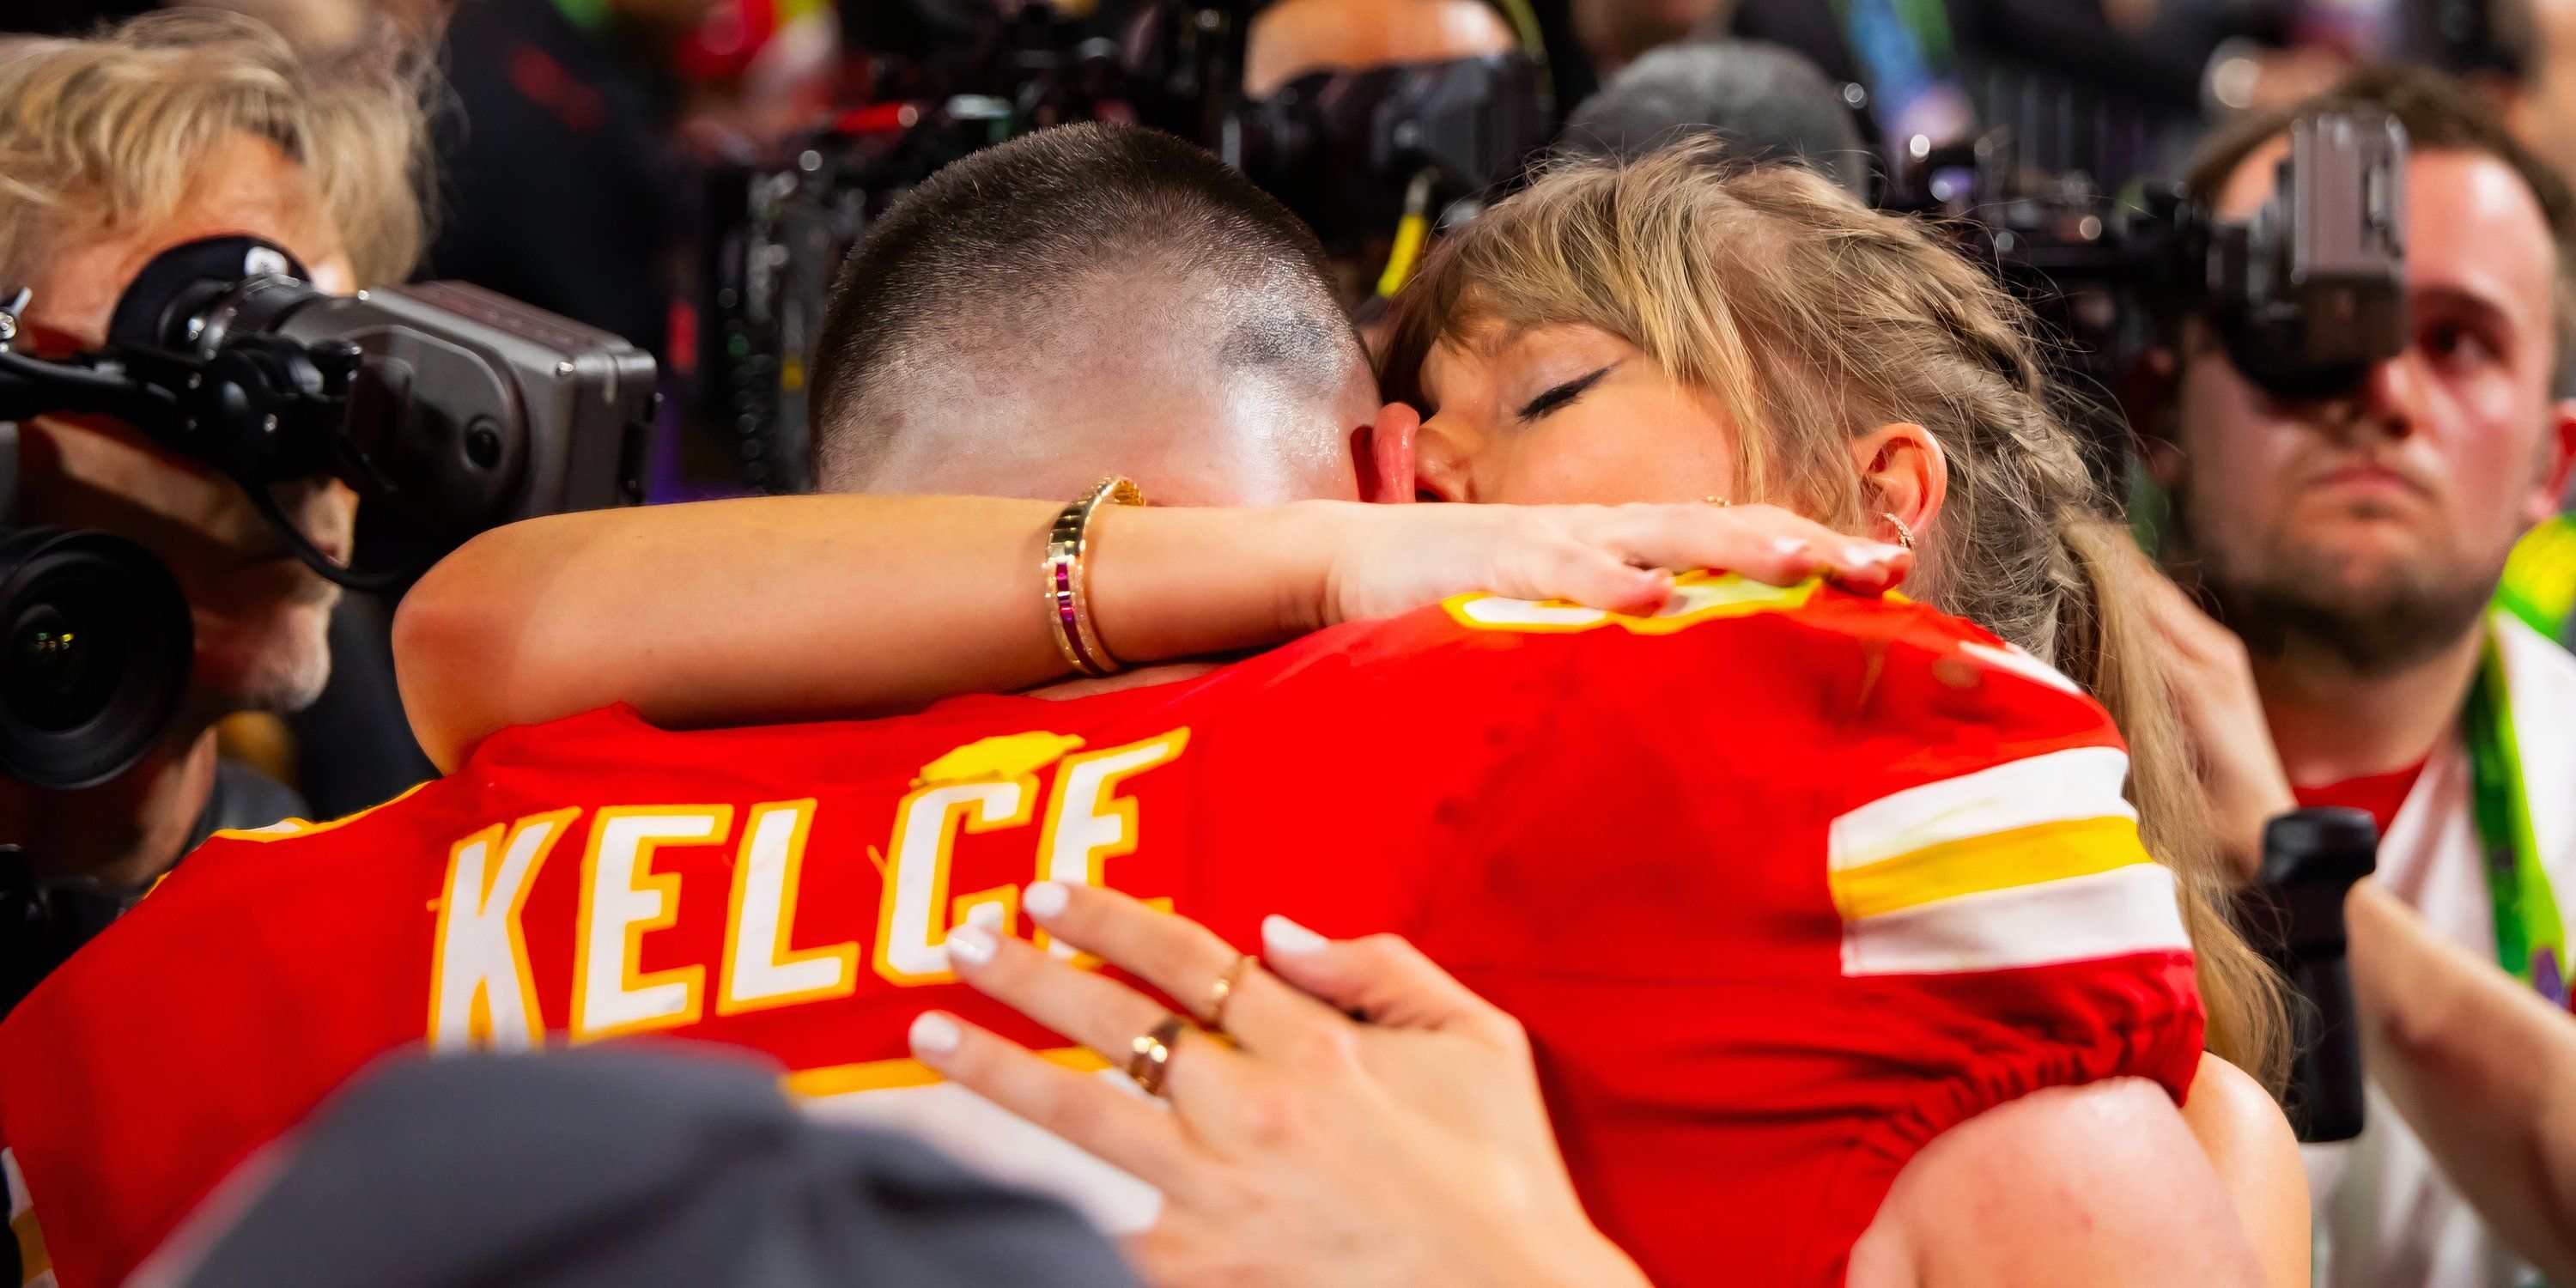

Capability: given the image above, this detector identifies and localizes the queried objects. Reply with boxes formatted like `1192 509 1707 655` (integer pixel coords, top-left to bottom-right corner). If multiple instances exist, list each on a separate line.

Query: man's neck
2256 624 2487 789
0 721 220 892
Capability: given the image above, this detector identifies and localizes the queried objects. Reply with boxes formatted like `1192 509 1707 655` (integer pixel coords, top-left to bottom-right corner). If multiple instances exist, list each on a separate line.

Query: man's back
0 577 2204 1287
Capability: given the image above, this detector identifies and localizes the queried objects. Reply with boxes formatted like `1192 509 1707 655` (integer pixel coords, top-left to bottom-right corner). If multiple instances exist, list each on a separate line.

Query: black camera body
2204 112 2409 402
1236 53 1552 251
93 238 654 557
1902 108 2409 455
0 237 655 788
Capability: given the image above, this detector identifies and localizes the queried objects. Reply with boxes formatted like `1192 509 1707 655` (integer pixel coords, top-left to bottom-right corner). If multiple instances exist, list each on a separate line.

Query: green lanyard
2462 617 2569 1006
2499 513 2576 648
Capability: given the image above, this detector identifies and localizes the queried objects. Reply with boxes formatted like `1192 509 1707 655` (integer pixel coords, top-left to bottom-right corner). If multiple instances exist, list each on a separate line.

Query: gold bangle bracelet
1042 476 1143 677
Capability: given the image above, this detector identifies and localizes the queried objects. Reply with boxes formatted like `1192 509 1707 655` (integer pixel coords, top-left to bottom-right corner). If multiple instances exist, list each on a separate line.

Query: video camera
0 236 655 789
1894 109 2408 461
704 0 1552 491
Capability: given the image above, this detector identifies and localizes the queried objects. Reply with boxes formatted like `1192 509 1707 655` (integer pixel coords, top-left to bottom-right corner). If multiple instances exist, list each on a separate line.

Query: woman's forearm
393 495 1338 769
2348 880 2576 1281
394 493 1900 769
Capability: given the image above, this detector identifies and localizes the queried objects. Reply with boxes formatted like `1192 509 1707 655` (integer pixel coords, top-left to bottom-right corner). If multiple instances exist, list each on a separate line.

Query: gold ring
1204 954 1256 1031
1126 1013 1192 1097
1704 495 1732 507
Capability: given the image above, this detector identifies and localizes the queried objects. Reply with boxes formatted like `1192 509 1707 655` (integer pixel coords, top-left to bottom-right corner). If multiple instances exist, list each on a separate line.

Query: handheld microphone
2241 807 2379 1142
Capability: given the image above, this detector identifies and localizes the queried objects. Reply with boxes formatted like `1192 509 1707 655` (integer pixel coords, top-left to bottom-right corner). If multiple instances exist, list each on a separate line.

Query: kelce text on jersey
422 727 1190 1050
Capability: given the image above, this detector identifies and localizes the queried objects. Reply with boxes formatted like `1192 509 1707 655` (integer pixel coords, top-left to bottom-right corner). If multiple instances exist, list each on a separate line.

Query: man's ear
2533 397 2576 526
1850 422 1947 545
1355 402 1422 505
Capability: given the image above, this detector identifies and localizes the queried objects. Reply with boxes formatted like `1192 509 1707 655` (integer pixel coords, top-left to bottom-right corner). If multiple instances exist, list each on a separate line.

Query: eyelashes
1517 363 1617 421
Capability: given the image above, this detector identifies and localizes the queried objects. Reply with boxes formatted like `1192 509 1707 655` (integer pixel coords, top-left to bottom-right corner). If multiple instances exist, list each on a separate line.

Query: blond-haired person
0 12 429 989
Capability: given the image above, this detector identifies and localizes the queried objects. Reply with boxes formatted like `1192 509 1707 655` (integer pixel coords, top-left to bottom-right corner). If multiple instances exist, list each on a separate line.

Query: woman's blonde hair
0 7 435 291
1383 148 2288 1090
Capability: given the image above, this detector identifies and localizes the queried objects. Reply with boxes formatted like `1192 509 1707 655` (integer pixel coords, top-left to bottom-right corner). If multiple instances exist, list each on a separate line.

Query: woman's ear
1850 422 1947 547
1354 403 1423 504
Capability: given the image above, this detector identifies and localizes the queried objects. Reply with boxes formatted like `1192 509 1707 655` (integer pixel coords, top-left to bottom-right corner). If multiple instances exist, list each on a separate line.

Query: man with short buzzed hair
809 123 1378 507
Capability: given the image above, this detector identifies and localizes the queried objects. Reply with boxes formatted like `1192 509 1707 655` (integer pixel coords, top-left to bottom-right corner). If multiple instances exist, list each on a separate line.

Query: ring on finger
1203 953 1256 1032
1126 1013 1193 1097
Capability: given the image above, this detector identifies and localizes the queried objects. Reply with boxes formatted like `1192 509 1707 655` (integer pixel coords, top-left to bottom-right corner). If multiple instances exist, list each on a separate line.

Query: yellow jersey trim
1830 815 2152 920
1443 571 1821 636
210 781 431 843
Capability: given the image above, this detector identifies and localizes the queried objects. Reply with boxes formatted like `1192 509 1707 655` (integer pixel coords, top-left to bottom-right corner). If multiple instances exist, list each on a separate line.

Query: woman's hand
2125 546 2296 883
906 884 1649 1288
1309 499 1911 625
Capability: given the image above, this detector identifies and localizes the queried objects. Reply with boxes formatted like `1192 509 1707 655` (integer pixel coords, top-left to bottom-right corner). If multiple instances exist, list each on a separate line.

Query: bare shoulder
1868 1078 2264 1288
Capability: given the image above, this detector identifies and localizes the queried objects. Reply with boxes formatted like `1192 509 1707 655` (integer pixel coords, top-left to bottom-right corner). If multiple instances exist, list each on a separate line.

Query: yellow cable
1376 171 1437 298
1376 211 1431 298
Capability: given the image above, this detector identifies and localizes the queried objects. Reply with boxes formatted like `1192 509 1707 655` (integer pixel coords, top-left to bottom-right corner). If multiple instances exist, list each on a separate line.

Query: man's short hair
2184 64 2576 387
807 123 1359 491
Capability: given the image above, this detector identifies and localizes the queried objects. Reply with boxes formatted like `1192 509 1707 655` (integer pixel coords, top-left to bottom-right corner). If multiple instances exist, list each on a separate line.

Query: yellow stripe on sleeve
1829 814 2154 920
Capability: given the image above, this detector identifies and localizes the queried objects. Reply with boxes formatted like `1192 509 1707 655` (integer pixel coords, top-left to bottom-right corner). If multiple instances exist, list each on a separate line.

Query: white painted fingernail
1024 880 1070 918
1770 537 1808 558
909 1012 962 1054
1262 914 1328 956
945 924 997 966
1841 544 1879 566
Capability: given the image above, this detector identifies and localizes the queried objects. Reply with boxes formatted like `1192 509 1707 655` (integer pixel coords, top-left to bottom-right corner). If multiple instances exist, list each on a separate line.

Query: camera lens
0 528 191 789
4 591 125 732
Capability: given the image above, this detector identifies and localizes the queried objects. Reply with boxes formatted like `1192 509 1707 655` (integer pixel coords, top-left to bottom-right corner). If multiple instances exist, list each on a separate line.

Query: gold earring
1881 512 1916 550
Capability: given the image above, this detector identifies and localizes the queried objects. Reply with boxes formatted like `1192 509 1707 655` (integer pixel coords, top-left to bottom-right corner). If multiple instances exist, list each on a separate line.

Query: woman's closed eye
1517 362 1618 421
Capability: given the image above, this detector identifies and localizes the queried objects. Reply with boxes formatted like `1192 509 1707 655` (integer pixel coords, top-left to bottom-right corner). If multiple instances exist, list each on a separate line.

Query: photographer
0 11 431 1007
2140 66 2576 1286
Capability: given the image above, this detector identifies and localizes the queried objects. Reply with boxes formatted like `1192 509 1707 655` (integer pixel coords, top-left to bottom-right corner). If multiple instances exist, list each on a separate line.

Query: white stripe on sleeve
1829 744 2136 872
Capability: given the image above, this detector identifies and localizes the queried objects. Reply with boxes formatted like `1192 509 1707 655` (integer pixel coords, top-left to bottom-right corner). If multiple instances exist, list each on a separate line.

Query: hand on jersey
907 884 1649 1288
2125 545 2296 883
1316 495 1911 626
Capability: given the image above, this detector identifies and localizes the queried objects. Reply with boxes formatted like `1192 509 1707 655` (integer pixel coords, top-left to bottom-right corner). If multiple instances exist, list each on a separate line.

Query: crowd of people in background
3 2 2576 1287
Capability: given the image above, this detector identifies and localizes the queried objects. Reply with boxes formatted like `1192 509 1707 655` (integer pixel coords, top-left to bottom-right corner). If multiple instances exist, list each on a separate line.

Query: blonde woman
398 142 2302 1282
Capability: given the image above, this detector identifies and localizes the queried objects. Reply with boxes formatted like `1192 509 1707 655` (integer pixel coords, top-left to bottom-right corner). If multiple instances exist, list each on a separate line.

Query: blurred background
7 0 2570 817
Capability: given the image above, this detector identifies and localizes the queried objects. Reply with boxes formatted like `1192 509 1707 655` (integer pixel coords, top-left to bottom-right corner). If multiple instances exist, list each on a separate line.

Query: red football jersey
0 576 2203 1288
